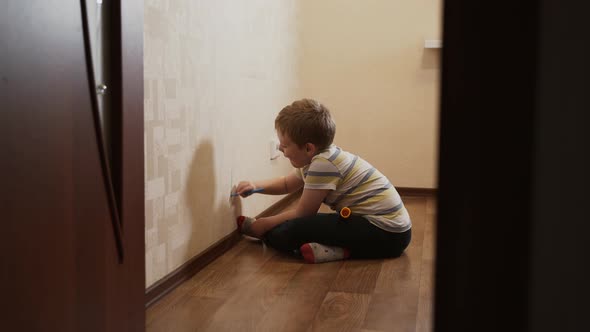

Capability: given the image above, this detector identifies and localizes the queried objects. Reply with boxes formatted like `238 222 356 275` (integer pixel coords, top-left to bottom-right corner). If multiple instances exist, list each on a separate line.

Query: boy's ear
305 143 317 154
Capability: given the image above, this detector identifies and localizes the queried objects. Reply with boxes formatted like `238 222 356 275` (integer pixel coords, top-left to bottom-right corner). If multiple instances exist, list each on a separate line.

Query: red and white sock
299 243 351 264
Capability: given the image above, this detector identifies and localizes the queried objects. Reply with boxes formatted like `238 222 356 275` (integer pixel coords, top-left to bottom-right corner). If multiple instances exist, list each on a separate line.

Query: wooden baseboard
145 230 241 308
397 187 437 197
145 189 304 308
255 188 303 216
282 187 438 197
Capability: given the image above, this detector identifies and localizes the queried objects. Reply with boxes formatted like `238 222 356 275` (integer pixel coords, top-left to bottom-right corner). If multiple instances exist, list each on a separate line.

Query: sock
236 216 256 237
299 243 351 264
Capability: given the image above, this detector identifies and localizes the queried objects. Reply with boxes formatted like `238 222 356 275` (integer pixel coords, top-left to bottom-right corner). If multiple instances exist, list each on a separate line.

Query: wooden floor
146 195 436 332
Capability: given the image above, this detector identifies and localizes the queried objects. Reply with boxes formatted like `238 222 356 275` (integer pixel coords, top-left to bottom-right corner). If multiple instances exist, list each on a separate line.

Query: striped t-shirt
294 145 411 233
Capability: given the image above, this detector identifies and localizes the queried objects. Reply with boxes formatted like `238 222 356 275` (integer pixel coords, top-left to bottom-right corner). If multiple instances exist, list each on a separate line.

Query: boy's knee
264 222 296 252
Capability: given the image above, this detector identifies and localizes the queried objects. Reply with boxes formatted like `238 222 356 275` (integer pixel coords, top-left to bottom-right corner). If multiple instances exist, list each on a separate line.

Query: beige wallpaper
299 0 441 188
144 0 299 287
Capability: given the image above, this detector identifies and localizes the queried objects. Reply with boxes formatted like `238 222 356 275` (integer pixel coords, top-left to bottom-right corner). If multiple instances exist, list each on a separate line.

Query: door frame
434 1 590 331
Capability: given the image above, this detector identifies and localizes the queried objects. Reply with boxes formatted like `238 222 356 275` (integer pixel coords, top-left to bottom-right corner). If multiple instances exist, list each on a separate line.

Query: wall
299 0 441 188
144 0 299 287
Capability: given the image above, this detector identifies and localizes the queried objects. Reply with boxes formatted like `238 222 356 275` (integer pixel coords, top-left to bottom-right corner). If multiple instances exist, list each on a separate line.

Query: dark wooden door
1 1 144 331
434 1 590 332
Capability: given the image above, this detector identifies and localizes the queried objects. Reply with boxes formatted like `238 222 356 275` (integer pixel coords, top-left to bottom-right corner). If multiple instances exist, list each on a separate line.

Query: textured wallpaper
144 0 299 287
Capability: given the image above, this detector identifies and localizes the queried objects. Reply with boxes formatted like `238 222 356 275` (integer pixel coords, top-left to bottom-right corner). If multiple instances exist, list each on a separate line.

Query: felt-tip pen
230 188 264 197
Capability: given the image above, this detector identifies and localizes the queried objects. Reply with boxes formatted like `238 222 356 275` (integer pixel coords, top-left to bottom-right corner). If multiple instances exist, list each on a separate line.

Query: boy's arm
249 188 330 237
238 172 303 196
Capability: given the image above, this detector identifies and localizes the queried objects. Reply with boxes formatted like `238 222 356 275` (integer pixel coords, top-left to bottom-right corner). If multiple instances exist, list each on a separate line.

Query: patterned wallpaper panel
144 0 299 287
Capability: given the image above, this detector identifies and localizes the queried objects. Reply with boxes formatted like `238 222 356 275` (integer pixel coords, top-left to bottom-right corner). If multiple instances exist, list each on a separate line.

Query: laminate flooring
147 195 436 332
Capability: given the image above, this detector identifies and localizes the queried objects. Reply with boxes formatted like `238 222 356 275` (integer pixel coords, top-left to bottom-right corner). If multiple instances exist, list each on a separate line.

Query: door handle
81 0 124 263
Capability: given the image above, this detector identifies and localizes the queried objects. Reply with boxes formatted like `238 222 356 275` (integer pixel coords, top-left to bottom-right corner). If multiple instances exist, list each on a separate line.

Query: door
433 1 590 331
0 1 144 331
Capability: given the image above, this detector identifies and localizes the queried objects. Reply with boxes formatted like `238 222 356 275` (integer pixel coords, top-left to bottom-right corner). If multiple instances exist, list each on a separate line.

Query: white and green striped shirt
294 145 411 233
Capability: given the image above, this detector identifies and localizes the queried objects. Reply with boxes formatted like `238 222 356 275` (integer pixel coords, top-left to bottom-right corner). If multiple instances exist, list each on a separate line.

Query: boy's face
277 130 314 168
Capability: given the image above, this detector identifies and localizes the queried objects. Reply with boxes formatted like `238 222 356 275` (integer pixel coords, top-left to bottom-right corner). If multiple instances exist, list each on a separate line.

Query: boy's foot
299 243 351 264
236 216 256 237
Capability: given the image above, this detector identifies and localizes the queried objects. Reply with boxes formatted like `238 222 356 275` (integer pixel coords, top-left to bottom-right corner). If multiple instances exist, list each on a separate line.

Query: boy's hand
235 181 257 197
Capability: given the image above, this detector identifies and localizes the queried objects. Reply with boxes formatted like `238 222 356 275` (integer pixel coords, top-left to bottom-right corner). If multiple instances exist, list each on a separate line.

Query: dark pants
263 213 411 259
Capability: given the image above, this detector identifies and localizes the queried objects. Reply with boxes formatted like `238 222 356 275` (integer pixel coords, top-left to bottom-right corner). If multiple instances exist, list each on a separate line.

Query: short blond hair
275 99 336 151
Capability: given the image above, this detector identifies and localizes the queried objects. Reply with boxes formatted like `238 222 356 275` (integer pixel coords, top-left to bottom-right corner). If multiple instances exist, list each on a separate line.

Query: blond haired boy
235 99 411 263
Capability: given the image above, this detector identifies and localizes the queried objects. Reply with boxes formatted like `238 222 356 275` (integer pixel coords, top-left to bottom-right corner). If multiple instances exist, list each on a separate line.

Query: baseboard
145 230 241 308
145 189 303 308
255 188 303 216
265 187 437 198
397 187 438 197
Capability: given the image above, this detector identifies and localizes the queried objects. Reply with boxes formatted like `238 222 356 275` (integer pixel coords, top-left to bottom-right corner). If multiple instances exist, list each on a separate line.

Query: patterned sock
236 216 256 237
299 243 351 264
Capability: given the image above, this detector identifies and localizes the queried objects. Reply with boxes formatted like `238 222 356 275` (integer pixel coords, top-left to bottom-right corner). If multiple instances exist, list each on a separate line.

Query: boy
235 99 411 263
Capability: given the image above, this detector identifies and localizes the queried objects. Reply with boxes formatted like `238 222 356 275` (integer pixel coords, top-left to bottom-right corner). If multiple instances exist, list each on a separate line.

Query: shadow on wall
185 140 242 260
